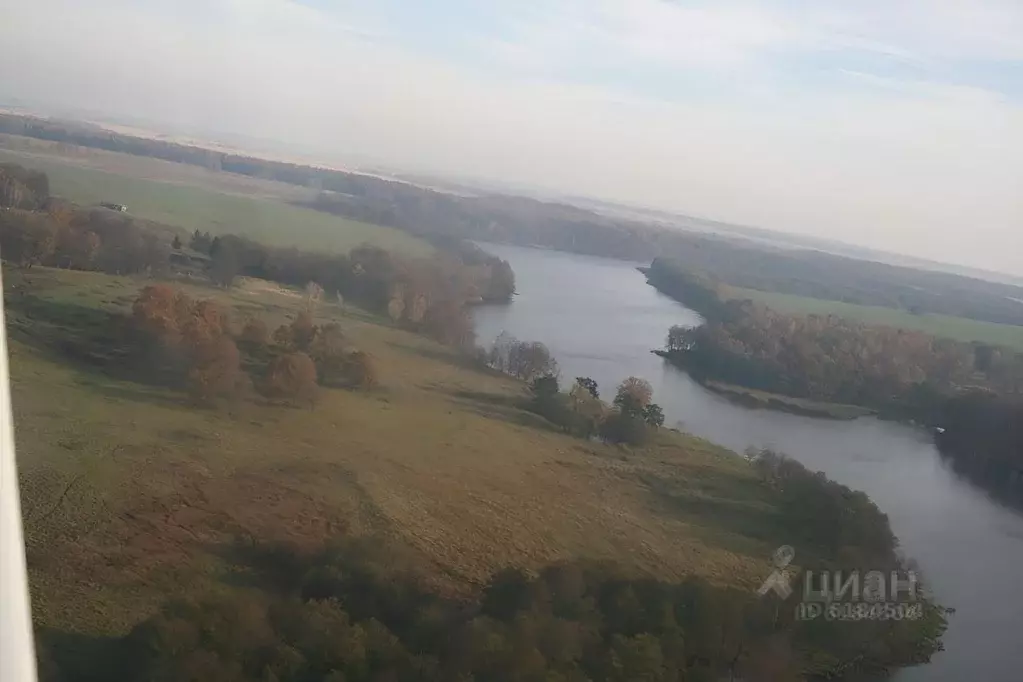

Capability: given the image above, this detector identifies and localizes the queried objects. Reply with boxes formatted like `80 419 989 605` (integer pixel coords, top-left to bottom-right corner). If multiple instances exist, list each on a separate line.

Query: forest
650 258 1023 502
4 113 1023 326
0 162 514 351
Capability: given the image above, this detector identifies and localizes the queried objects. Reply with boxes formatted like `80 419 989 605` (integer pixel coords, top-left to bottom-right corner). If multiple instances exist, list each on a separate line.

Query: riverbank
474 241 1023 682
651 350 873 419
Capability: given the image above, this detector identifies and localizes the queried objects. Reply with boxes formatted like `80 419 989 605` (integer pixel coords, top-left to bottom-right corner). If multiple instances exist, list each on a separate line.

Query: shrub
599 411 649 446
309 324 348 383
238 318 270 348
341 350 379 390
613 377 653 416
262 352 318 405
291 311 317 351
187 337 243 404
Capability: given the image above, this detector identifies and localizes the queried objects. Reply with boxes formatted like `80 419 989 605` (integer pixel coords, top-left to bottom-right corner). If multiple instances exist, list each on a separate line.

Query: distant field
0 145 433 257
729 286 1023 350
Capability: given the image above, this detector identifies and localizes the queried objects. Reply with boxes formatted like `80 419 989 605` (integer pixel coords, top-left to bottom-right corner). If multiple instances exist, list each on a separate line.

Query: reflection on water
473 242 1023 682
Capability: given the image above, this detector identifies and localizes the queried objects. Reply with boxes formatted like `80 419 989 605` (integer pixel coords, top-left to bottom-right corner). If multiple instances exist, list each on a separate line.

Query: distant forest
4 112 1023 326
649 258 1023 508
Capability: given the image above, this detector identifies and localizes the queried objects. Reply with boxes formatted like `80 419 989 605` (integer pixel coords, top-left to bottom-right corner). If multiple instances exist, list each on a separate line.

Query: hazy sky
1 0 1021 273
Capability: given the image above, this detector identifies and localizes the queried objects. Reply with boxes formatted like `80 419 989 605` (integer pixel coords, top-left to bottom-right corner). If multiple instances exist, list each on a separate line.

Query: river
472 242 1023 682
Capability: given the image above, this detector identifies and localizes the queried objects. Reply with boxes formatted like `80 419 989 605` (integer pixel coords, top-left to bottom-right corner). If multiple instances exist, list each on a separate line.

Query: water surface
473 242 1023 682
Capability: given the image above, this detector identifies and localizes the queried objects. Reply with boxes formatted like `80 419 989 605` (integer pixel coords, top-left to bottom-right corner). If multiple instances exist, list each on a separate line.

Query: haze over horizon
1 0 1020 274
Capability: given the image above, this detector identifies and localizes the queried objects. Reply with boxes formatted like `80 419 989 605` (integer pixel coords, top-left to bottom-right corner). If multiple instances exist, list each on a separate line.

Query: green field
8 266 792 637
0 147 433 257
729 286 1023 350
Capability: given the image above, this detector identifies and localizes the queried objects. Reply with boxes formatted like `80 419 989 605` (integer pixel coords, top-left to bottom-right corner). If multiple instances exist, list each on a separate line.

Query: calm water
473 242 1023 682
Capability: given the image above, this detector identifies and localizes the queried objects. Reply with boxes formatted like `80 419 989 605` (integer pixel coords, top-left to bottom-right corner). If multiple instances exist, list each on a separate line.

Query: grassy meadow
0 143 432 257
7 266 792 639
727 285 1023 350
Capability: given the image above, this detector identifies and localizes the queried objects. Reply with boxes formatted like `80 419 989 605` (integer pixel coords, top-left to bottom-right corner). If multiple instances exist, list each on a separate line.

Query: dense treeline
652 259 1023 420
188 229 509 342
0 163 514 349
5 113 1023 325
935 393 1023 505
665 304 1018 418
37 446 947 682
645 259 733 321
0 162 50 209
652 258 1023 502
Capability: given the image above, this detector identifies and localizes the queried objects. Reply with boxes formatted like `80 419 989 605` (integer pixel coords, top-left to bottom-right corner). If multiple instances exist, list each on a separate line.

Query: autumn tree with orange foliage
262 352 318 405
131 284 191 347
131 285 243 402
187 335 244 404
238 318 270 349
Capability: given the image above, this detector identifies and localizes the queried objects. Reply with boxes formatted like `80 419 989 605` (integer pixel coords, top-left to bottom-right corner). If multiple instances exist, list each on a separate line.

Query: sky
0 0 1021 273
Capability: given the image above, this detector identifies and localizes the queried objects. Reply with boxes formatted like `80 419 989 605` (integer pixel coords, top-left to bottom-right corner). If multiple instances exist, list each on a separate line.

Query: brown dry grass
8 266 786 638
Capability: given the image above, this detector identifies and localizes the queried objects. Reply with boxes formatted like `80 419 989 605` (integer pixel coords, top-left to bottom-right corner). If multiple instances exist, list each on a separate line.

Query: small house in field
99 202 127 212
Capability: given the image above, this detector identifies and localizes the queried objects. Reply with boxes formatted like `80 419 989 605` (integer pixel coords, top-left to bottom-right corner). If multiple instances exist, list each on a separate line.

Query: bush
262 352 318 405
309 324 348 383
238 318 270 348
613 377 653 416
341 350 379 390
599 411 649 446
187 336 243 404
291 311 317 351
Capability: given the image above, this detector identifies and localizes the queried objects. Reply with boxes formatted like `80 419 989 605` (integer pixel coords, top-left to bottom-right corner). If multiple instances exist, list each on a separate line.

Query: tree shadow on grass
420 383 565 434
6 294 192 407
387 339 506 376
6 294 132 366
634 467 788 560
36 628 125 682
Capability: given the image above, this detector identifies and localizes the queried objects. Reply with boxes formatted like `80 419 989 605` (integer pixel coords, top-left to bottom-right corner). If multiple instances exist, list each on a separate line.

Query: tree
209 239 239 287
567 382 605 438
291 311 318 351
187 336 243 404
262 352 318 405
531 374 560 399
342 350 379 390
309 323 347 383
239 318 270 349
614 377 653 416
423 300 475 348
305 281 324 309
483 259 516 303
507 341 558 383
599 411 649 446
575 377 599 399
643 403 665 429
189 229 213 253
181 299 228 349
666 325 690 353
272 324 294 351
132 284 190 343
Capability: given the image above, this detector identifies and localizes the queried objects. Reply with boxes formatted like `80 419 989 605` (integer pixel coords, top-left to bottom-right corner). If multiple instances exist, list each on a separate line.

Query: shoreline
652 349 878 421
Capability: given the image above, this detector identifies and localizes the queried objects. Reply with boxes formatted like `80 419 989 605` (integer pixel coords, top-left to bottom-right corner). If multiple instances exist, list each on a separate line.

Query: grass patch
9 266 796 640
0 145 432 257
728 285 1023 350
